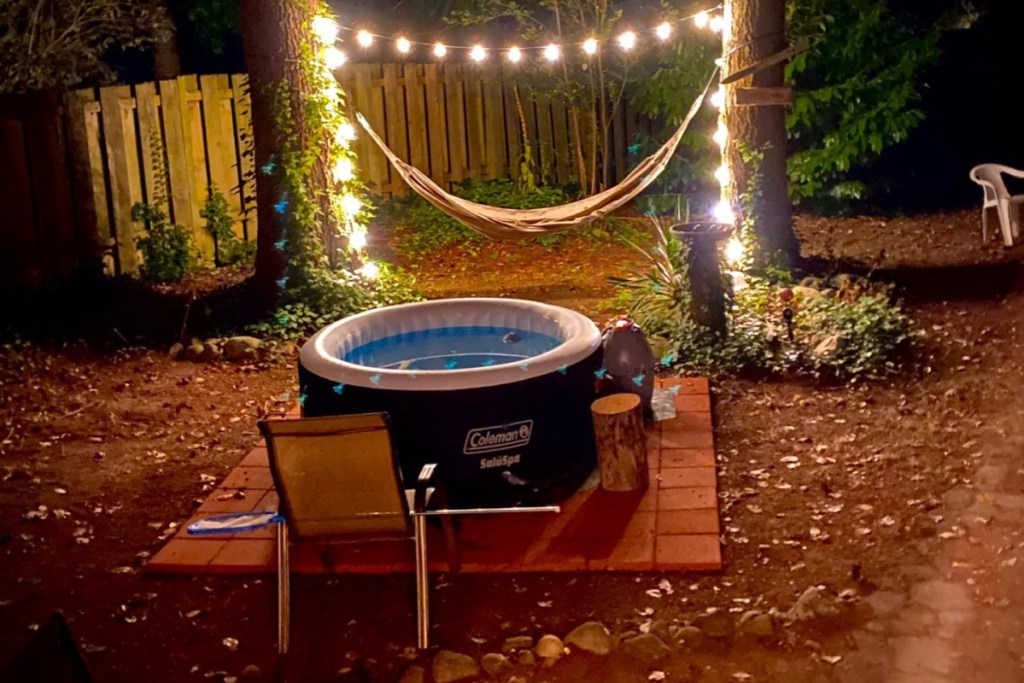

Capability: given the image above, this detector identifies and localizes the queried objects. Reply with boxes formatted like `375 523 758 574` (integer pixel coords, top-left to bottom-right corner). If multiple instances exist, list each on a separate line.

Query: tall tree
722 0 800 267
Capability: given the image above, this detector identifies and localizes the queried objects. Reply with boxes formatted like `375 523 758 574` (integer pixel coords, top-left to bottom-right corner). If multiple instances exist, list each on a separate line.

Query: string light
349 227 368 250
333 157 354 182
396 37 411 54
694 11 710 28
470 44 486 62
506 46 522 63
713 200 735 225
710 86 725 109
433 42 447 58
582 38 598 55
360 261 380 280
543 43 561 62
336 122 357 146
714 164 730 186
312 17 338 45
341 193 362 216
617 30 637 51
656 22 672 40
324 47 347 69
709 16 724 33
724 237 745 267
713 120 728 148
356 29 374 47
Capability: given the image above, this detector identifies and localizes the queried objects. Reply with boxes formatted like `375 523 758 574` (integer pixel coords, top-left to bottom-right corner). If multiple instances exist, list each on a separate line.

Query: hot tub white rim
300 298 601 391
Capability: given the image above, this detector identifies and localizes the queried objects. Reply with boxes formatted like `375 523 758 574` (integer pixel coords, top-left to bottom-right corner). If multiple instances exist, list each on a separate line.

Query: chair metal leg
413 515 429 649
277 522 290 655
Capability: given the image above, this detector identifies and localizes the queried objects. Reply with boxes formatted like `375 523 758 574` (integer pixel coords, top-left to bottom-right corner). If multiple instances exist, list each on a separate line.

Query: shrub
132 201 194 284
202 185 255 266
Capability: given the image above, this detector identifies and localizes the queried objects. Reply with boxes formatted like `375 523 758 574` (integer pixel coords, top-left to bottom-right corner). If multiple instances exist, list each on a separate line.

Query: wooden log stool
591 393 648 492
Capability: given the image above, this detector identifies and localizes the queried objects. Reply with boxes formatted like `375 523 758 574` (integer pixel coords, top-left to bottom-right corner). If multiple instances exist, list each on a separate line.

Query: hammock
355 74 716 240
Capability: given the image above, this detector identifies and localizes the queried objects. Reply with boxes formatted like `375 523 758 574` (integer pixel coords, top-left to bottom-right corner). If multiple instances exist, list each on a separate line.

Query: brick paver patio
146 377 721 574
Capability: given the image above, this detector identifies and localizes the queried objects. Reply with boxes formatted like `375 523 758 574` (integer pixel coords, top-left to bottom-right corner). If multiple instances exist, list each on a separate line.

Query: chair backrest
258 413 411 543
970 164 1011 199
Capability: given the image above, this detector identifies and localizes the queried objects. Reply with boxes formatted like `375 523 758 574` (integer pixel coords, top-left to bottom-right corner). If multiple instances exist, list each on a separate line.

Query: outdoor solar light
341 193 362 216
617 30 637 51
312 17 339 45
506 46 522 63
656 22 672 40
359 261 380 279
543 44 560 62
694 11 710 28
582 38 598 55
396 37 412 54
470 44 486 61
349 228 368 250
433 43 447 58
333 157 354 182
324 47 347 69
356 29 374 47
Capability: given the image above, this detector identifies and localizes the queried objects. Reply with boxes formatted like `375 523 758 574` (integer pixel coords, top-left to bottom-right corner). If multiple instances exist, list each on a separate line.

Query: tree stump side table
591 393 648 492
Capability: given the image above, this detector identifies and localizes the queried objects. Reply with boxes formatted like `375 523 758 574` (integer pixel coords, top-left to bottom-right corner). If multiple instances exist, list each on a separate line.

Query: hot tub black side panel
298 348 601 507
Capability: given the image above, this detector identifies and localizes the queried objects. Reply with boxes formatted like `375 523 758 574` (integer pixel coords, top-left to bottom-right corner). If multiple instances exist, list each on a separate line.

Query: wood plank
551 97 570 185
721 37 810 85
158 78 201 253
65 89 106 272
403 64 430 183
179 74 214 259
462 67 485 180
422 63 449 186
382 63 408 193
0 118 38 287
353 64 389 194
521 86 539 186
134 82 162 208
443 64 468 185
98 84 140 274
502 73 522 181
482 65 507 178
734 86 794 106
534 91 555 185
231 74 257 242
200 74 244 239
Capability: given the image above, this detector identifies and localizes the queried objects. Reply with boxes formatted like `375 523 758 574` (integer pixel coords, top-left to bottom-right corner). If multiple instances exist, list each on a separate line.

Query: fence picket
231 74 257 241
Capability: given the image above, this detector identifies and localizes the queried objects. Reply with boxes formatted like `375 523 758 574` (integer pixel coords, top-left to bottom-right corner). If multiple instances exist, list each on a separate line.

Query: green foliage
202 185 254 266
183 0 240 56
610 220 919 381
785 0 961 202
132 201 194 283
0 0 170 93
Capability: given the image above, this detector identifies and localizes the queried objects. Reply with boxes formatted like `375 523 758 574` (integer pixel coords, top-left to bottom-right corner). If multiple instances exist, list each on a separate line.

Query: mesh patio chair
969 164 1024 247
246 412 558 653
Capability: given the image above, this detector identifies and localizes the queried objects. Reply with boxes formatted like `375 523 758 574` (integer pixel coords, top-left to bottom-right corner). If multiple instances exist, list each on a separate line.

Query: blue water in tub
343 326 561 370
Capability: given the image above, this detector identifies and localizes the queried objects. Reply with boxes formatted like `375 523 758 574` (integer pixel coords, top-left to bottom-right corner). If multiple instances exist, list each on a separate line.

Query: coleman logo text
463 420 533 454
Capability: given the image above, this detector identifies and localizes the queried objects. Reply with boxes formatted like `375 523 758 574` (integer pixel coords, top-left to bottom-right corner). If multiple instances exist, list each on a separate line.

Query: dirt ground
2 210 1024 682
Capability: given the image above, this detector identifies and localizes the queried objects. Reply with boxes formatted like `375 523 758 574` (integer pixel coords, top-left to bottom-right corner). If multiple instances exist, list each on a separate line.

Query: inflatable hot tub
299 298 602 507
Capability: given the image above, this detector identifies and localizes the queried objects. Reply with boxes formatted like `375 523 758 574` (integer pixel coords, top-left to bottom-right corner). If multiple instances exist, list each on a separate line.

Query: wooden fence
0 66 652 288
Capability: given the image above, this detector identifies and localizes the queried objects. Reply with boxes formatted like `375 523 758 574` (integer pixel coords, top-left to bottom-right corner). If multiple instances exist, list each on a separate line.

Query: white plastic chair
969 164 1024 247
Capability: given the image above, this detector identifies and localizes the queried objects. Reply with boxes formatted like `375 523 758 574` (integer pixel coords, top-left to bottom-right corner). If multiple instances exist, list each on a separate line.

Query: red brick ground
146 377 721 574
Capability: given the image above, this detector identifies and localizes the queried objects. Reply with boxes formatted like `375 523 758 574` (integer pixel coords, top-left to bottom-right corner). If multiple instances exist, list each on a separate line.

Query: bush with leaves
202 185 254 266
132 201 194 284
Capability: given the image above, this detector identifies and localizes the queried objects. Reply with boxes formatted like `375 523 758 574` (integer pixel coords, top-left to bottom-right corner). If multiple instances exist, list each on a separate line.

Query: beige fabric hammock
355 74 716 240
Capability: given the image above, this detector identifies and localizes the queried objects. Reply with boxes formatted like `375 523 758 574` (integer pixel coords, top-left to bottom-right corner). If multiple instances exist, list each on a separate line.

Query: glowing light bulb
713 200 736 225
506 46 521 63
433 42 447 58
333 156 354 182
724 237 745 267
324 47 347 69
396 37 411 54
336 122 357 146
694 11 710 28
349 228 367 250
312 17 338 45
582 38 598 55
617 30 637 51
709 16 724 33
341 193 362 216
356 29 374 47
470 44 486 62
714 164 730 185
359 261 379 280
713 120 728 148
543 43 560 62
656 21 672 40
710 86 725 109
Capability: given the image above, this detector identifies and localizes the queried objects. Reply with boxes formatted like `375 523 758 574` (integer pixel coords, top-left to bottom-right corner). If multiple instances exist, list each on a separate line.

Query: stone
738 611 774 637
240 665 261 679
168 342 184 359
992 493 1024 512
432 651 480 683
976 464 1009 489
501 636 534 654
646 619 671 642
942 488 974 510
564 621 614 655
534 634 564 660
223 336 262 361
677 626 704 647
821 288 837 299
184 342 206 362
785 586 841 622
515 651 535 667
799 276 824 289
397 664 425 683
696 611 734 638
200 343 223 363
620 634 669 663
910 580 972 613
834 273 859 290
865 590 906 618
480 653 513 679
792 286 824 301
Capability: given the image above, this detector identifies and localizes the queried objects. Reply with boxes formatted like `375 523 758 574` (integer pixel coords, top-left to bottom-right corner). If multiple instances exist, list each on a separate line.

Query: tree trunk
240 0 320 312
591 393 648 492
150 0 181 80
723 0 800 268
